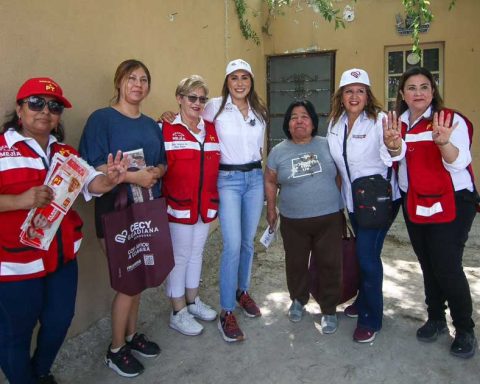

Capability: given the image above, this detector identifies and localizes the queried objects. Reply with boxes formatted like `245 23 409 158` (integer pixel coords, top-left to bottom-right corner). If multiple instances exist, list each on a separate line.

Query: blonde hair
175 75 208 97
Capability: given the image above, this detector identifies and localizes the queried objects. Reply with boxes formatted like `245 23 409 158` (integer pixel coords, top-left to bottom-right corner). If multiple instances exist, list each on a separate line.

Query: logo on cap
45 83 56 92
350 71 361 78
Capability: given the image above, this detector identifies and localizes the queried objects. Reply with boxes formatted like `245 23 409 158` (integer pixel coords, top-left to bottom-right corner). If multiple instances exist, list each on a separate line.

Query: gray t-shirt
266 136 342 219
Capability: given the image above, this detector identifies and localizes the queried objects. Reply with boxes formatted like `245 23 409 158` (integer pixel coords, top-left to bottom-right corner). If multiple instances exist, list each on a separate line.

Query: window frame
385 42 444 111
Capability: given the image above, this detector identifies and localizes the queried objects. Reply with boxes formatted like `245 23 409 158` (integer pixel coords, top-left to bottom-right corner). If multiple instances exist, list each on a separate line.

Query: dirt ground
6 210 479 384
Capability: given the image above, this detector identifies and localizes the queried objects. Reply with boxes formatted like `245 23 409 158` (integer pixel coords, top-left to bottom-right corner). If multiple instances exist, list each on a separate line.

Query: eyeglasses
181 94 208 104
21 96 64 115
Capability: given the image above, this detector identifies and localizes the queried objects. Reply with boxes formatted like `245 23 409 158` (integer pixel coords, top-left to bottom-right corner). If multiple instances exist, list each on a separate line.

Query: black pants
402 189 476 332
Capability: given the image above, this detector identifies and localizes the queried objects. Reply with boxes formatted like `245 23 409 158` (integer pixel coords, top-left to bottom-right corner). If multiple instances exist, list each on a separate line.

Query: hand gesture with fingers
106 151 128 185
432 111 457 147
382 111 402 151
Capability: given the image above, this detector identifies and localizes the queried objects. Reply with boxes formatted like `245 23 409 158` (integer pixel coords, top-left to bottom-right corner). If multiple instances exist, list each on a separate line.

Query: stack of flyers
123 148 153 203
20 153 91 250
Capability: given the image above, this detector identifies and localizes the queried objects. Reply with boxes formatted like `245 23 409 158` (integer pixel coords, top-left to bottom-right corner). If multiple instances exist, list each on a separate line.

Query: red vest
0 135 83 281
402 110 456 223
162 121 220 224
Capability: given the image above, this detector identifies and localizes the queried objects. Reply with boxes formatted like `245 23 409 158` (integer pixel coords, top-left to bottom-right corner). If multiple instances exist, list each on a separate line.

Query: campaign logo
114 221 159 243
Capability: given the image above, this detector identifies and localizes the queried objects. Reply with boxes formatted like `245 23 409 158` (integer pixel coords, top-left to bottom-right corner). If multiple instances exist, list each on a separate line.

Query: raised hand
432 110 457 146
106 150 128 185
382 111 402 151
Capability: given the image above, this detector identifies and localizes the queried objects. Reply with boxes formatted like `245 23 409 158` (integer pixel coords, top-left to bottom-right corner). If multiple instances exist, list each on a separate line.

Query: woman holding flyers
79 59 166 377
0 77 127 384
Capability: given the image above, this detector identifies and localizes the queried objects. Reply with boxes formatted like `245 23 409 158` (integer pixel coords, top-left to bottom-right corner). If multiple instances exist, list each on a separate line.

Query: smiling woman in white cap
160 59 268 343
202 59 268 343
326 68 402 343
0 77 128 384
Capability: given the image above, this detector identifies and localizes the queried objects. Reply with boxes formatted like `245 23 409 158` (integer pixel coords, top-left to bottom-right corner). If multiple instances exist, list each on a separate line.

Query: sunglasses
181 94 208 104
21 96 65 115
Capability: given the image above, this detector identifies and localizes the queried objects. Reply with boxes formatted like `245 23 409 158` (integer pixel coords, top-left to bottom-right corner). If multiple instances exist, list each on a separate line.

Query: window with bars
385 43 443 111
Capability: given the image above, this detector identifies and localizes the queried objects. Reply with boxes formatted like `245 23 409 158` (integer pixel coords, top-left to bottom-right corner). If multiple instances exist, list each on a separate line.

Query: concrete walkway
4 211 479 383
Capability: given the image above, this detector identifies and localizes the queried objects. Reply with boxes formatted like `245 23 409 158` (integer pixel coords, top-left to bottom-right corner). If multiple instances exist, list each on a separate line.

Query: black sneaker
37 374 58 384
105 344 144 378
416 320 448 342
126 333 161 358
450 330 477 359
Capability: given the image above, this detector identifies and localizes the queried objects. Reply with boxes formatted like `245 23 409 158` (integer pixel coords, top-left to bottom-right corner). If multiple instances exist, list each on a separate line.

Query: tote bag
102 186 175 296
309 216 358 305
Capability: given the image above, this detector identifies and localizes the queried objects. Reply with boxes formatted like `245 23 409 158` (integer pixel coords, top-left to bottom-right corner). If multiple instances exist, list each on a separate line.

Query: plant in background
234 0 260 45
235 0 458 55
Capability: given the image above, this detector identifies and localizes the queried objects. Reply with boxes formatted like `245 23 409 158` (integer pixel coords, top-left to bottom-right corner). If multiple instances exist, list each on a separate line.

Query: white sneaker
188 297 217 321
169 307 203 336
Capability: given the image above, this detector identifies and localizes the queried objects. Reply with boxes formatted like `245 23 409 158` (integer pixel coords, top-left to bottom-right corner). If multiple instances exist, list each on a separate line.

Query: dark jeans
0 260 78 384
349 199 401 331
280 211 343 314
403 189 476 333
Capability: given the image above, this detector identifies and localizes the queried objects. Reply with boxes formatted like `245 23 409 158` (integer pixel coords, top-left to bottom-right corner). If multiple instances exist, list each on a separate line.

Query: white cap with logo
225 59 254 78
339 68 370 88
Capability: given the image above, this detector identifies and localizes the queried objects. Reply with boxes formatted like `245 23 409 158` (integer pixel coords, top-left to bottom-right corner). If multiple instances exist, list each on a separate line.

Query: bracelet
387 145 401 152
437 140 449 147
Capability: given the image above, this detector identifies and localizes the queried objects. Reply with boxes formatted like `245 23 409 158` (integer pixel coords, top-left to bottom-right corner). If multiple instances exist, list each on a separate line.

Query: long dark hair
214 74 268 123
282 100 318 140
2 109 65 142
395 66 444 116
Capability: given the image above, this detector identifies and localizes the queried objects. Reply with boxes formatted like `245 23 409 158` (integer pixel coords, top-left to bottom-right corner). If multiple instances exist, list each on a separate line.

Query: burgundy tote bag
102 186 175 296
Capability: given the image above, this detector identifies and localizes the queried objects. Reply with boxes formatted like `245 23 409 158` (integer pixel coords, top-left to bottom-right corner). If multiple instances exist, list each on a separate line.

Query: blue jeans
0 260 78 384
218 168 264 311
349 200 400 331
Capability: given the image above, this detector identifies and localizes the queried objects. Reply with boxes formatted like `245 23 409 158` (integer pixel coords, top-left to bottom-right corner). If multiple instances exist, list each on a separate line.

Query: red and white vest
402 110 456 223
0 135 83 281
162 121 221 224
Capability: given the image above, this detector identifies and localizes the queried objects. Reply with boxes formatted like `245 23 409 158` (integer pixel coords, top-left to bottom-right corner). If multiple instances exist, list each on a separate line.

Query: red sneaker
236 290 261 318
344 304 359 318
218 311 245 342
353 327 377 343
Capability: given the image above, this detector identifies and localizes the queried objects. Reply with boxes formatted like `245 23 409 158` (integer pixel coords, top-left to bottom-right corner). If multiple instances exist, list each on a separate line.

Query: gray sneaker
288 299 304 323
321 314 338 334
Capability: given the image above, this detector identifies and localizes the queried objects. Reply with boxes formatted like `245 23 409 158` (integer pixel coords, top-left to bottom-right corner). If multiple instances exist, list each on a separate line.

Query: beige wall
263 0 480 169
0 0 264 335
0 0 478 336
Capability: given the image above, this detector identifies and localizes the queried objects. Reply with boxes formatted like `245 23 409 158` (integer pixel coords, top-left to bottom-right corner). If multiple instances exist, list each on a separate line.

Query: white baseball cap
339 68 370 88
225 59 254 78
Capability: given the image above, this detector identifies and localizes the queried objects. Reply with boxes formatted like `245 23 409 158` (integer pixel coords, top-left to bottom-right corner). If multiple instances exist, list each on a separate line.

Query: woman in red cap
0 77 128 384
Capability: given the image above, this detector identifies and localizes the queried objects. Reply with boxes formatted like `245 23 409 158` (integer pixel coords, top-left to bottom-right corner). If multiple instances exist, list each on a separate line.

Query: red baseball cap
16 77 72 108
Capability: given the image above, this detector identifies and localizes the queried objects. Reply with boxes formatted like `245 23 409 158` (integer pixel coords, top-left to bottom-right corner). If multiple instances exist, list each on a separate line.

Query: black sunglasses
21 96 65 115
181 94 208 104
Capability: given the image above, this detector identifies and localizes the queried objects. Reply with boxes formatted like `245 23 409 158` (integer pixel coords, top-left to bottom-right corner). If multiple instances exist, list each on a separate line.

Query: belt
219 161 262 172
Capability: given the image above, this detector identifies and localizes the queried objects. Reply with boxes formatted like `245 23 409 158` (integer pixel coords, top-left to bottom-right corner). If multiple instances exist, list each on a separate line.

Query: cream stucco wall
0 0 478 337
0 0 264 335
263 0 480 170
